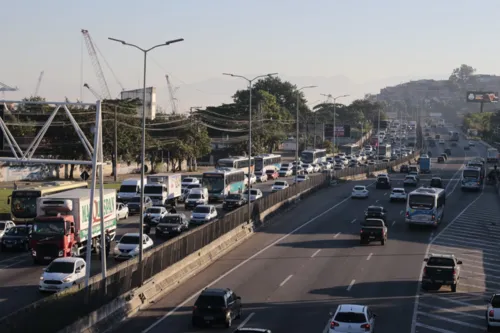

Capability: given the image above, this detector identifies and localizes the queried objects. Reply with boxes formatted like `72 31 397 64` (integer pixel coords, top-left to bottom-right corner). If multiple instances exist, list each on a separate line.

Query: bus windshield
11 192 39 218
254 159 264 171
463 170 480 179
202 175 225 193
409 195 434 210
301 152 313 163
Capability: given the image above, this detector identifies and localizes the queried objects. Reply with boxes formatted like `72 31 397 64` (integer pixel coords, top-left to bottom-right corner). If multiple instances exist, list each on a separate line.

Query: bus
339 144 360 156
405 187 446 228
254 154 281 173
300 149 327 164
377 144 392 158
487 148 499 163
216 156 254 173
461 166 482 191
8 181 89 224
202 169 246 201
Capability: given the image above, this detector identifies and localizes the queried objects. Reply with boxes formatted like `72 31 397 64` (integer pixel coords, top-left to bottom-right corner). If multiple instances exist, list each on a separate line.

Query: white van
180 183 203 202
184 188 209 210
117 178 147 203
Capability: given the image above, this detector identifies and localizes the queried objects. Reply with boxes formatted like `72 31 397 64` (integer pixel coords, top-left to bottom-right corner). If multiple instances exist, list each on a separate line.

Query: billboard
120 87 157 120
466 91 498 103
324 125 351 138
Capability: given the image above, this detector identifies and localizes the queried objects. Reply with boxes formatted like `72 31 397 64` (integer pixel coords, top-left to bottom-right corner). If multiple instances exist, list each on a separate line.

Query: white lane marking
375 200 379 203
410 147 480 333
0 253 30 264
236 312 255 329
383 192 387 196
279 274 293 287
322 319 332 333
347 279 355 291
140 184 370 333
417 311 484 330
334 232 341 238
391 220 396 226
350 219 356 224
415 322 455 333
366 253 373 261
400 210 403 215
428 232 434 242
311 249 321 258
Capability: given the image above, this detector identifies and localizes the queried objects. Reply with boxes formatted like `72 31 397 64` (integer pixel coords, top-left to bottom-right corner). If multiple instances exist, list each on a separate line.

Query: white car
190 204 218 226
389 188 407 202
486 293 500 331
278 168 292 177
254 171 268 182
334 164 345 170
180 183 203 202
329 304 376 333
0 221 16 239
296 174 309 183
439 139 445 144
351 185 369 199
116 203 129 220
364 146 373 152
39 257 86 292
302 164 314 174
245 173 257 185
272 180 289 192
143 206 168 223
181 177 200 191
114 233 154 261
310 164 321 173
243 188 263 202
469 141 475 147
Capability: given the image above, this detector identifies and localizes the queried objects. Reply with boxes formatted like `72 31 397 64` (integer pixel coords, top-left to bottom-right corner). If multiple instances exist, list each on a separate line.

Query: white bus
405 187 446 228
300 149 327 164
487 148 499 163
216 156 255 173
461 166 482 191
254 154 282 173
339 144 360 156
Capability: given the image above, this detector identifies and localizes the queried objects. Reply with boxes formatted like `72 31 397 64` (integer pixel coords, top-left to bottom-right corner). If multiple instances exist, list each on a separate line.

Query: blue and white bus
460 166 482 191
405 187 446 228
202 169 246 201
300 149 327 164
254 154 281 173
217 156 254 173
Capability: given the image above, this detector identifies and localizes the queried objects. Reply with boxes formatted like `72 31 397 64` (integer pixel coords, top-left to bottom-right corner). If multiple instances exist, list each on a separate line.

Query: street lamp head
341 94 350 98
165 38 184 45
267 73 279 77
304 85 317 89
108 37 126 44
222 73 235 77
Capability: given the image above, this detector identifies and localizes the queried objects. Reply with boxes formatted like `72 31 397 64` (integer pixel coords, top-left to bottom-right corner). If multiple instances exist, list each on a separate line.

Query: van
184 188 209 210
180 183 203 202
281 163 291 170
408 165 419 174
117 178 147 203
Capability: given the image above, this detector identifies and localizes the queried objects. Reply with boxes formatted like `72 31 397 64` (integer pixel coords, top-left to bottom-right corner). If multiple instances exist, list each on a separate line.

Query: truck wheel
451 284 457 292
381 238 386 245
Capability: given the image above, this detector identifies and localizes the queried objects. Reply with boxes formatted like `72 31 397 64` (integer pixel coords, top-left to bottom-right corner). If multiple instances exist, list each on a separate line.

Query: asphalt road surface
102 126 495 333
0 173 299 319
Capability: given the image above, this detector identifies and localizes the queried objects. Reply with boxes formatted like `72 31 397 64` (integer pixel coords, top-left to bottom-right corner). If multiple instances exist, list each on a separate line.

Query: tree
449 64 476 88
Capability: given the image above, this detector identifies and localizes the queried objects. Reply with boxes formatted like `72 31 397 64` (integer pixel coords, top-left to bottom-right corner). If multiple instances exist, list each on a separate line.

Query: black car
365 205 388 222
155 214 189 238
223 193 247 211
430 177 444 188
440 153 448 161
444 148 452 155
376 175 391 189
451 142 457 147
464 145 470 150
360 218 388 245
1 225 32 251
127 196 153 214
400 164 409 173
192 288 242 328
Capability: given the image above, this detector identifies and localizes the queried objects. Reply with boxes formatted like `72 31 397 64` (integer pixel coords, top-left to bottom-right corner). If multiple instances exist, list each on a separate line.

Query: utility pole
377 107 381 160
313 112 317 148
113 105 118 182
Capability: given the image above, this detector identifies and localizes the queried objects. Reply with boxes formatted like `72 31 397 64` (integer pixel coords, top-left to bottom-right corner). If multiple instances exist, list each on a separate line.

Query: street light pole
321 94 349 152
109 36 184 285
222 72 278 224
295 86 317 183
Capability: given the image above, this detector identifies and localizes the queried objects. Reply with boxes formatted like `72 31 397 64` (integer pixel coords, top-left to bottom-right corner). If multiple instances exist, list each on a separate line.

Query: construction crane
165 75 179 114
33 71 44 96
81 29 111 99
83 83 103 100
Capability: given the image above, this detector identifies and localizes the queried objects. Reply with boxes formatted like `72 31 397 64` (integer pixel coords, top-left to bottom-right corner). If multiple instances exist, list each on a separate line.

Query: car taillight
452 269 457 276
361 323 371 331
406 211 409 218
193 305 197 311
423 267 427 275
330 321 339 328
489 309 494 317
431 215 435 220
360 229 363 234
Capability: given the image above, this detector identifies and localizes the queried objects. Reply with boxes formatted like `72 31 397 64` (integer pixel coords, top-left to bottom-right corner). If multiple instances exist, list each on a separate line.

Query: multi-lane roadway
0 172 299 319
107 126 497 333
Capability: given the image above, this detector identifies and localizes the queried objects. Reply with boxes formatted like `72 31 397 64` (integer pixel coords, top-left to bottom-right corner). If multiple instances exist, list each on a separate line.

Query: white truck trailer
145 173 182 206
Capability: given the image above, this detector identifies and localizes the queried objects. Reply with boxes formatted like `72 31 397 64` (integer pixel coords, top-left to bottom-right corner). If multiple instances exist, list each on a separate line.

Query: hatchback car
351 185 369 199
243 188 263 202
1 225 32 251
39 257 86 293
113 233 154 261
296 174 309 183
328 304 377 332
192 288 242 328
271 180 289 192
430 177 444 188
389 188 407 202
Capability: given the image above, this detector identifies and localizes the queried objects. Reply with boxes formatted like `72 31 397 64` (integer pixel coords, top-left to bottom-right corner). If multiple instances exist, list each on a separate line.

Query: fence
0 153 419 333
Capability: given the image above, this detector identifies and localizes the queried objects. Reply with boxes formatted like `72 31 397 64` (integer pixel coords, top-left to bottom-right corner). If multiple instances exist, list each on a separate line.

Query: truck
360 218 387 245
421 254 462 292
145 173 182 207
487 148 499 163
30 189 117 264
419 156 431 173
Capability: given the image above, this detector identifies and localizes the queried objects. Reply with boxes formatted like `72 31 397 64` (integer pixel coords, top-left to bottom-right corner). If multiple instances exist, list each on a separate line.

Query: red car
265 169 279 180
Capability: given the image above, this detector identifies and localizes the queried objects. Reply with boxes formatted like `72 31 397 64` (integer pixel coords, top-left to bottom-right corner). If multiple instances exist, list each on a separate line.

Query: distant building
120 87 157 120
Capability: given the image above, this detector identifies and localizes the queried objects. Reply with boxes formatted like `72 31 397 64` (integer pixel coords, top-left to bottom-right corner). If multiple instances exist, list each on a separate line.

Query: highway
102 125 496 333
0 172 299 319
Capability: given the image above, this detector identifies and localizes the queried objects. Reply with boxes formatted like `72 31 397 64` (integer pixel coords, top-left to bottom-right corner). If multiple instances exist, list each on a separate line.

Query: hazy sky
2 0 500 112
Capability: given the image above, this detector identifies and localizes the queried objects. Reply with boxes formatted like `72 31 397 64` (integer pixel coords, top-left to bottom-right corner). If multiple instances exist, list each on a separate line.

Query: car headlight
131 246 140 253
114 246 120 253
40 276 44 281
63 276 73 283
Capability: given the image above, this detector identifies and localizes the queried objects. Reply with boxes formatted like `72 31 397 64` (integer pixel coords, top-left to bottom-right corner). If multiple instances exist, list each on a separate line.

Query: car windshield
46 261 74 274
491 295 500 307
274 182 285 186
0 222 5 230
334 311 366 323
119 185 137 193
162 215 182 224
409 194 434 209
120 235 140 244
367 208 382 214
427 257 455 266
183 178 195 183
146 208 162 214
195 295 225 307
244 190 258 195
298 175 306 179
188 193 202 199
226 194 241 200
194 206 210 214
5 226 29 235
128 197 141 203
354 186 365 191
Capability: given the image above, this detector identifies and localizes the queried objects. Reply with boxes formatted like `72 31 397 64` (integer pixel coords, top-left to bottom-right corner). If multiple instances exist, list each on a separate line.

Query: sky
2 0 500 112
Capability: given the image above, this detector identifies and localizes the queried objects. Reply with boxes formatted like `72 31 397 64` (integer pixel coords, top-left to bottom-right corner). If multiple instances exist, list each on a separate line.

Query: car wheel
451 283 457 292
381 238 386 246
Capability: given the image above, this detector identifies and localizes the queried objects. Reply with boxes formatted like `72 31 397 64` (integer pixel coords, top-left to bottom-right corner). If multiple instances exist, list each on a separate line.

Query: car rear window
195 295 225 307
393 189 404 193
491 295 500 308
354 186 365 190
367 207 382 213
362 219 383 227
427 257 455 267
334 311 366 323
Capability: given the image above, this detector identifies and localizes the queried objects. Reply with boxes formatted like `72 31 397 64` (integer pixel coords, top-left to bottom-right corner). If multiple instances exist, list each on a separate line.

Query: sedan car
223 193 247 211
1 225 32 251
271 180 289 192
295 174 309 183
116 203 129 220
114 233 154 261
351 185 369 199
389 188 407 202
310 164 321 173
404 175 419 186
328 304 376 333
302 164 314 174
254 171 268 182
39 257 86 293
155 213 189 238
243 188 263 202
